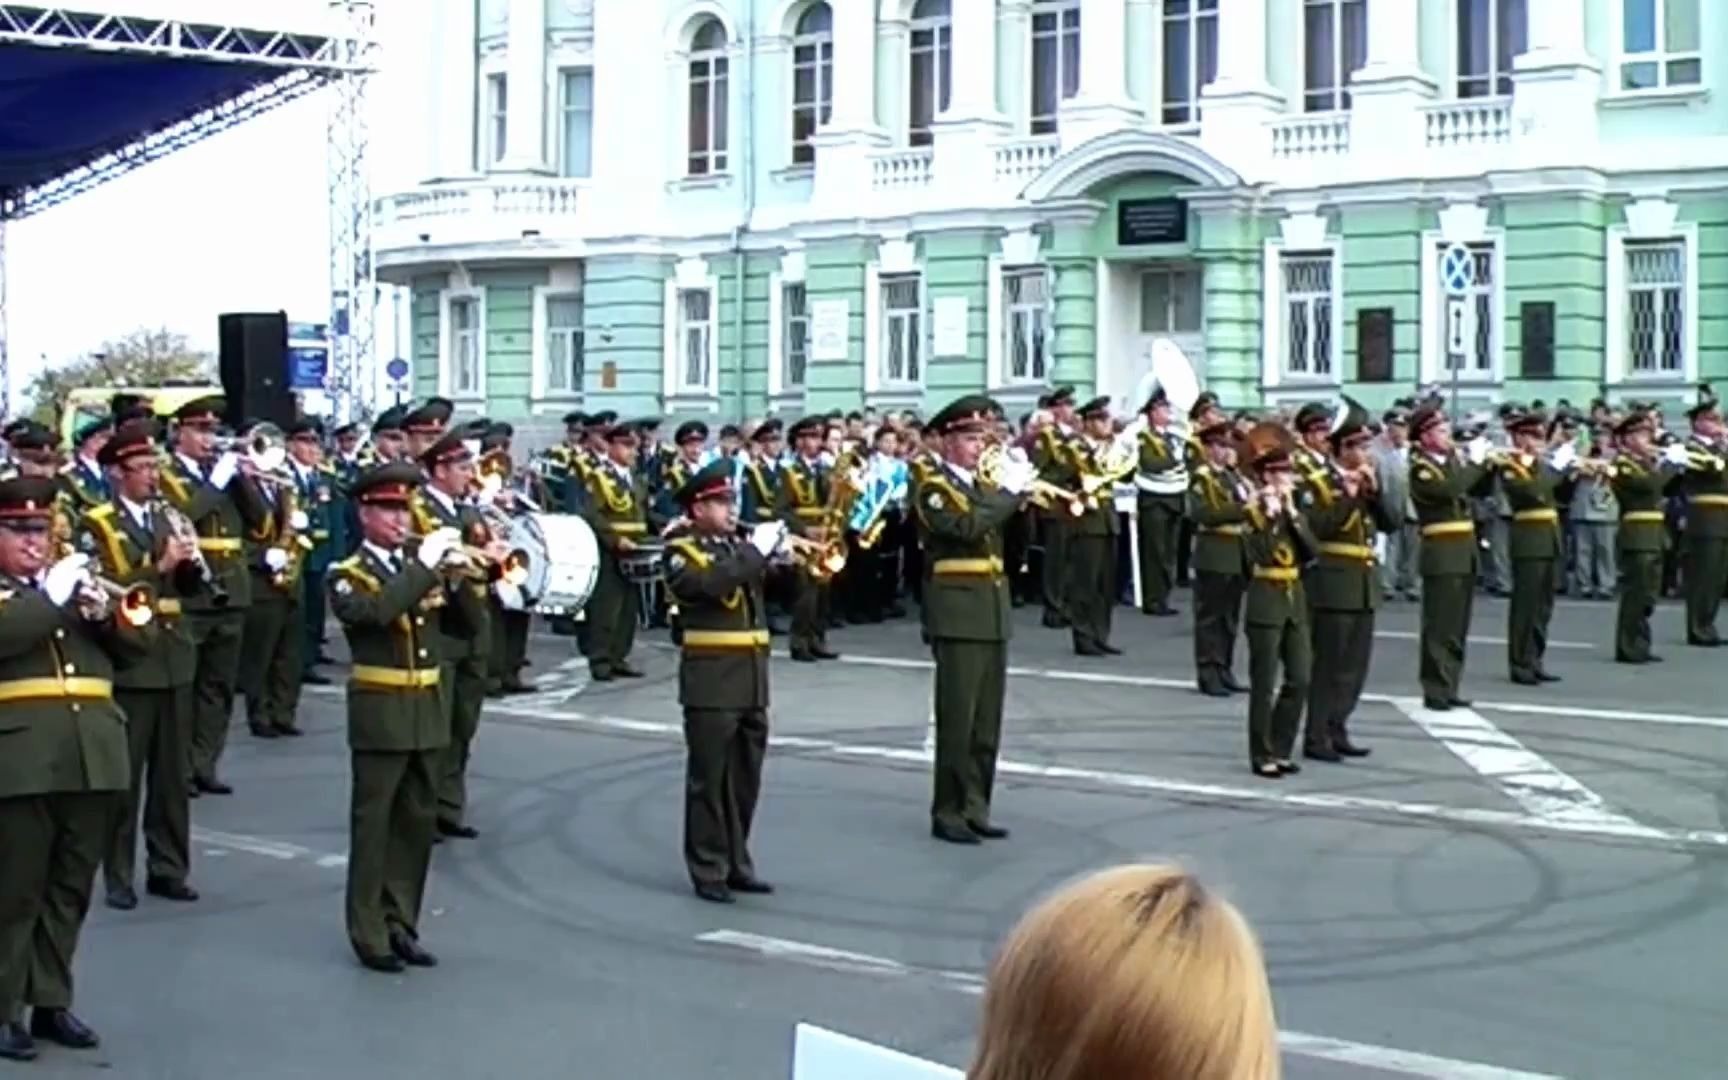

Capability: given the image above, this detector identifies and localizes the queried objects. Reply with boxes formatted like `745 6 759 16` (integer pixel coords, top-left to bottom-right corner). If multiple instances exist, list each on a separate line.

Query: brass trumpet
78 573 156 627
442 544 532 588
784 532 847 579
977 440 1086 516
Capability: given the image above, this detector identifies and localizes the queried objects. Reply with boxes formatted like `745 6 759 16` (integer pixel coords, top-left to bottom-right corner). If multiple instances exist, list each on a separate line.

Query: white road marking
192 827 348 868
698 930 1562 1080
1390 699 1643 829
1374 628 1592 650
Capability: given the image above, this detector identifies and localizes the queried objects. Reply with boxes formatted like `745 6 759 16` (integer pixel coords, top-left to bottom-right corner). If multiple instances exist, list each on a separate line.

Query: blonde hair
968 863 1279 1080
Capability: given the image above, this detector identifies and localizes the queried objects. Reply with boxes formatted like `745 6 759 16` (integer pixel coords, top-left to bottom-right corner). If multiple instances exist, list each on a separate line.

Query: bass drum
522 512 601 615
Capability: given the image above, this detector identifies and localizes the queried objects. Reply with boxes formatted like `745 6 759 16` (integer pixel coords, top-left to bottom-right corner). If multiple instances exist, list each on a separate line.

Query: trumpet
77 572 156 627
440 542 532 588
215 422 295 483
783 532 847 579
977 440 1086 516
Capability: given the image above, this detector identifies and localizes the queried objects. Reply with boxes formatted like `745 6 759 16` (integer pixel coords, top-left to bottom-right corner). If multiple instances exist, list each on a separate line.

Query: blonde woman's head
969 863 1278 1080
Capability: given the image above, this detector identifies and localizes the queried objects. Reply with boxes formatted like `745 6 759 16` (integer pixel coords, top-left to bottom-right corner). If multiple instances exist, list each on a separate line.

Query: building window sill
865 386 924 411
668 174 733 194
772 165 814 185
768 388 807 410
664 390 722 413
1600 86 1708 109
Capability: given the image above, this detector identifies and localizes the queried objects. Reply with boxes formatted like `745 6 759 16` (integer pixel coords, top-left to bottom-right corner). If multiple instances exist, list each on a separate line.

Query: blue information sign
386 357 409 381
286 321 329 391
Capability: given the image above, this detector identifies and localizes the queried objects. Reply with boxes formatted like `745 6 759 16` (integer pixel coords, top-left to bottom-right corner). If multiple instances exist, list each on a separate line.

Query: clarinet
156 498 231 609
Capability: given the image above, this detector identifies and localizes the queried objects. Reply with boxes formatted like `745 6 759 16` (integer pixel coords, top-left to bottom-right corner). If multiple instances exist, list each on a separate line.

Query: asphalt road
29 591 1728 1079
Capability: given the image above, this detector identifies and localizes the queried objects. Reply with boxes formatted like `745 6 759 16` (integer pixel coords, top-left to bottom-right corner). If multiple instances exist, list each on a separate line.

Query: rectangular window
677 289 713 390
1625 239 1686 375
880 275 923 385
1303 0 1367 112
559 70 594 178
908 12 953 146
450 296 482 396
782 283 809 389
544 293 585 394
1162 0 1219 126
791 31 834 164
1435 241 1498 375
486 73 508 164
1281 253 1335 377
1139 266 1203 334
688 52 729 175
1003 269 1051 384
1456 0 1526 98
1620 0 1701 91
1030 1 1081 136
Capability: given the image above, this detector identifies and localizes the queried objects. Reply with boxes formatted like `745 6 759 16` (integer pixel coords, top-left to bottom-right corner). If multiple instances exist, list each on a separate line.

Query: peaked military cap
287 417 324 440
1240 421 1296 472
72 415 113 446
1614 409 1656 438
606 421 643 443
1077 395 1112 420
787 416 826 440
97 418 161 467
1047 385 1076 409
1327 396 1372 447
1504 406 1548 434
1196 417 1234 444
588 410 618 428
1189 391 1220 422
110 392 152 425
562 410 587 428
719 423 741 441
372 404 407 436
673 457 736 509
1686 384 1719 422
420 430 473 469
675 420 710 445
401 397 453 434
174 395 226 425
8 421 56 453
333 422 360 440
350 462 422 507
0 475 58 524
1293 401 1333 433
751 418 784 443
926 394 998 436
1408 402 1448 439
1141 383 1169 413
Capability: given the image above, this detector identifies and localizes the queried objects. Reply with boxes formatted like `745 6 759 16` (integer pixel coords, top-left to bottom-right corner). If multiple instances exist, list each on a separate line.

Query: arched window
908 0 952 147
687 18 730 176
790 3 834 165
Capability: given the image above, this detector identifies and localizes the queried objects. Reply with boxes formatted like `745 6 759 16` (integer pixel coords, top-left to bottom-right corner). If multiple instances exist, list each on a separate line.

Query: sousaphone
1132 338 1203 438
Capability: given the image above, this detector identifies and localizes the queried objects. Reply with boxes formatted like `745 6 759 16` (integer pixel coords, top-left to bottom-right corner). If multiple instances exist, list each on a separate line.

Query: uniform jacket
1134 427 1187 501
656 452 712 523
294 462 342 574
1409 451 1493 577
76 499 203 689
776 457 832 541
1186 463 1250 577
912 464 1018 642
1496 452 1565 561
739 459 781 524
1681 436 1728 539
158 454 271 611
247 475 313 596
1242 504 1317 628
579 458 656 563
1610 453 1680 553
663 531 770 710
1031 425 1081 520
1301 463 1397 612
0 578 151 797
57 461 108 515
328 543 483 752
1067 438 1121 539
411 488 493 661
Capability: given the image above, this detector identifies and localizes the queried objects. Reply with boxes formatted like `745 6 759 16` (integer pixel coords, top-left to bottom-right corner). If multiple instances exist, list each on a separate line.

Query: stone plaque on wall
1356 308 1393 383
1117 197 1187 246
810 299 850 362
932 297 968 358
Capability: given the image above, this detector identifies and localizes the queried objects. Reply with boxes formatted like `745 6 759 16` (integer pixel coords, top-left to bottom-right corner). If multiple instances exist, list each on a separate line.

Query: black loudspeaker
218 312 294 429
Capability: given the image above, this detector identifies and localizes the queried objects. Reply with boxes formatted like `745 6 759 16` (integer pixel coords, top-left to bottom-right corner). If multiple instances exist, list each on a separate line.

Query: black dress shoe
1097 643 1123 656
1447 696 1472 708
1276 759 1302 775
249 725 279 739
1303 746 1342 763
1536 671 1562 683
1510 673 1540 686
146 877 199 902
194 777 233 795
1336 742 1372 758
615 663 645 679
437 821 479 839
29 1008 98 1049
1252 762 1283 779
790 649 817 662
693 882 735 904
1221 675 1247 693
1073 643 1105 657
931 822 982 845
106 885 138 911
968 821 1010 839
812 646 840 660
726 874 775 894
301 671 334 686
390 933 438 967
1423 697 1452 711
1198 684 1230 698
274 725 305 737
358 951 405 973
0 1021 36 1061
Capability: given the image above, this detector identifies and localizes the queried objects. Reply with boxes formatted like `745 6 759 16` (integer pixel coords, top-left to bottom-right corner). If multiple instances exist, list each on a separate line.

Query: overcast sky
5 0 425 411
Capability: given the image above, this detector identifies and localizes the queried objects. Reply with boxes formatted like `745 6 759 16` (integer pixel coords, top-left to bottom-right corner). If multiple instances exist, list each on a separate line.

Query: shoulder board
1414 462 1443 482
332 557 383 592
56 462 76 477
666 537 712 570
87 503 117 520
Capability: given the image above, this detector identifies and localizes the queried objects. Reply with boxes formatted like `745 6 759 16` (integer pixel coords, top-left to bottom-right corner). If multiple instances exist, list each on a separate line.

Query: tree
22 327 216 424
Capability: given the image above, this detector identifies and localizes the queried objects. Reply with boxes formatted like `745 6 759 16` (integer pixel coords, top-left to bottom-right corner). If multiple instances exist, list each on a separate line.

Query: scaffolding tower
325 0 377 424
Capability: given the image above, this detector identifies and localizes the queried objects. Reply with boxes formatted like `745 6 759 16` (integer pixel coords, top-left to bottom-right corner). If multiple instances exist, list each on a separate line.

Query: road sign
1440 243 1474 296
1446 297 1468 357
385 357 409 381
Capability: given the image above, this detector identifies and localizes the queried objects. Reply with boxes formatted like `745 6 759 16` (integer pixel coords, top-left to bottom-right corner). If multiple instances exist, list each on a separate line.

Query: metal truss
325 0 377 423
0 219 9 409
0 4 365 70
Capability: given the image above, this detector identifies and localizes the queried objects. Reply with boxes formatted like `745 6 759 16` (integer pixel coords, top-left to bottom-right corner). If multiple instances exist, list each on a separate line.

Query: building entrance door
1132 263 1205 410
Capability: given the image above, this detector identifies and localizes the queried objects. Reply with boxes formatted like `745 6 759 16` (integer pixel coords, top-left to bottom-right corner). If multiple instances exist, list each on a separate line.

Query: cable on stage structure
0 0 373 416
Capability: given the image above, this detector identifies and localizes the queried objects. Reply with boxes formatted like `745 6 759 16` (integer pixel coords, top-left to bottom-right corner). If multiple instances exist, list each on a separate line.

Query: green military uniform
1679 418 1728 646
1240 442 1317 776
915 398 1024 843
1133 415 1187 615
0 475 147 1059
1065 397 1123 656
1496 420 1564 684
1408 410 1494 709
301 457 342 675
238 472 309 737
80 425 205 907
159 396 272 793
776 434 838 661
580 427 655 679
1186 436 1249 697
662 460 775 902
1609 421 1677 663
1031 417 1078 628
329 463 483 972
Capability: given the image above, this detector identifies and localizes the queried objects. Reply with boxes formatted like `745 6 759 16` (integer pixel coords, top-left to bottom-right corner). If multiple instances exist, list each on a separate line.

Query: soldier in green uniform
1407 403 1494 710
1187 417 1250 697
1066 396 1123 656
914 396 1029 844
1133 385 1187 616
159 396 271 795
81 422 204 911
57 417 112 515
580 421 657 680
400 397 453 463
1678 389 1728 646
287 419 339 683
777 417 840 662
329 462 483 972
1300 399 1393 761
1031 386 1079 628
662 460 779 903
0 474 147 1060
1610 410 1683 663
238 419 314 739
1238 423 1317 779
1495 408 1566 685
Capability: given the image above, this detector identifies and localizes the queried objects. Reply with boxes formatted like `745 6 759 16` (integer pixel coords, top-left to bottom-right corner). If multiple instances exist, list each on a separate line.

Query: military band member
662 459 779 903
777 417 839 662
477 429 537 695
1067 396 1122 657
1300 399 1392 761
58 417 112 514
1611 410 1683 663
329 463 482 972
1187 418 1249 697
238 421 314 739
1133 385 1187 616
82 421 204 911
1239 424 1317 779
401 397 453 462
0 475 147 1061
657 421 712 519
1679 388 1728 647
580 421 655 680
541 411 587 512
287 420 340 682
739 420 783 525
1496 408 1565 685
1407 404 1494 711
369 406 409 465
7 423 61 479
160 396 271 795
1031 385 1079 628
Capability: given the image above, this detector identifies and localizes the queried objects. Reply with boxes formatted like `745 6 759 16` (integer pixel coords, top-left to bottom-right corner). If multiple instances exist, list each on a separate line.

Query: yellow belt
1621 510 1665 524
198 537 242 553
1422 520 1475 539
1201 524 1244 537
609 521 648 535
1318 542 1374 561
681 629 770 649
350 665 439 690
932 557 1004 576
0 676 113 704
1253 566 1300 582
1513 508 1559 524
1692 494 1728 508
155 598 182 616
793 507 826 519
311 530 330 541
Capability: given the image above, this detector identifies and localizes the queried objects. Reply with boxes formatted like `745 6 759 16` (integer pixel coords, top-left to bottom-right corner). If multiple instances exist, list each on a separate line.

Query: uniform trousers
188 608 246 783
1305 610 1372 753
1419 574 1475 702
240 587 302 733
682 707 768 888
1246 617 1309 767
1066 534 1116 651
104 686 192 891
1682 534 1728 643
930 639 1007 831
789 570 832 654
1192 571 1244 693
1616 549 1662 662
301 566 329 670
437 657 487 828
1508 558 1558 679
1134 494 1183 611
486 596 531 690
1039 515 1070 622
346 749 438 960
0 793 108 1022
584 555 640 676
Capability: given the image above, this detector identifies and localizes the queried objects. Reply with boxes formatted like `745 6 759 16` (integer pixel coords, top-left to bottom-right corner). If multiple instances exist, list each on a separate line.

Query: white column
811 0 888 212
944 0 1003 120
1057 0 1142 150
1198 0 1281 179
1351 0 1436 175
1358 0 1425 79
1511 0 1598 167
1522 0 1590 58
432 0 477 180
498 0 548 172
1205 0 1272 95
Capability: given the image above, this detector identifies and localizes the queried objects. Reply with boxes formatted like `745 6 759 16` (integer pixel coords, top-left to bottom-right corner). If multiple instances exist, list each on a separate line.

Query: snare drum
526 513 601 615
619 537 666 583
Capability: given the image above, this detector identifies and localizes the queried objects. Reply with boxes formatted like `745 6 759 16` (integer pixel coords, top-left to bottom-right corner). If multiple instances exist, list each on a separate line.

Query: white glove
43 554 90 607
289 509 309 531
1662 442 1690 467
494 580 525 611
1000 457 1036 495
264 548 289 573
1465 437 1491 466
1549 443 1578 472
208 452 239 490
749 521 785 557
417 526 460 569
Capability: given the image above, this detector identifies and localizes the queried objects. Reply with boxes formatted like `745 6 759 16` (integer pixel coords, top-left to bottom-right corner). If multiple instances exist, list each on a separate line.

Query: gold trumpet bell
118 587 155 628
499 549 532 588
821 546 847 576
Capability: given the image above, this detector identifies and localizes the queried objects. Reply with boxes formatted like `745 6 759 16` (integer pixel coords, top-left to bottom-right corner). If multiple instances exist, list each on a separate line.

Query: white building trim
438 285 487 403
1418 225 1508 387
1604 199 1699 388
1259 223 1345 395
985 227 1051 392
863 254 928 408
530 263 586 402
664 1 738 50
1022 128 1243 200
663 256 722 413
766 247 809 407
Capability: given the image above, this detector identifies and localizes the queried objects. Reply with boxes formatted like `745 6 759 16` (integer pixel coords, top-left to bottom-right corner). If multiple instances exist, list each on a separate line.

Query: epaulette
85 503 117 521
331 556 381 592
916 472 971 515
666 535 712 570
